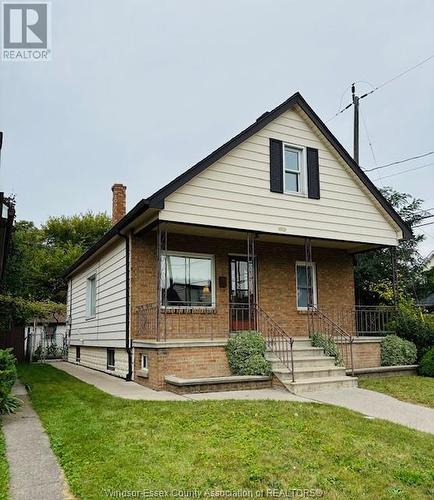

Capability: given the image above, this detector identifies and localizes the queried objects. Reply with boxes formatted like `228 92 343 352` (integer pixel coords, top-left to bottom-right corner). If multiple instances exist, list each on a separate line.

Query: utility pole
352 84 359 164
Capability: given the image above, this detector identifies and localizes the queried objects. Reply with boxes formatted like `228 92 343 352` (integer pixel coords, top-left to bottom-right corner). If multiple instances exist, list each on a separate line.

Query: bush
225 331 271 376
419 347 434 377
388 301 434 360
311 332 343 366
0 348 20 414
381 335 417 366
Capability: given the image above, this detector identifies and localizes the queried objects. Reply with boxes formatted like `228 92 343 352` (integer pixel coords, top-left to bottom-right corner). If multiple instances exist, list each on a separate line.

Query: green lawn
18 364 434 500
359 376 434 409
0 425 8 500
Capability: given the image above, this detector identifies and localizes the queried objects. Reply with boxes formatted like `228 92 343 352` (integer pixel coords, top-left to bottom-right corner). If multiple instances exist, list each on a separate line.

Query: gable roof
64 92 412 277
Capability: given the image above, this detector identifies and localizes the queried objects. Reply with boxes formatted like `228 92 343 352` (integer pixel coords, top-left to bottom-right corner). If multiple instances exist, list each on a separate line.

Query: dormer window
284 144 305 194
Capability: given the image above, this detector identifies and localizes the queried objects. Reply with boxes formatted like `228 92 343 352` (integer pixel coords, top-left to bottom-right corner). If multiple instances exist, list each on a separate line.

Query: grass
359 375 434 409
18 364 434 500
0 425 9 500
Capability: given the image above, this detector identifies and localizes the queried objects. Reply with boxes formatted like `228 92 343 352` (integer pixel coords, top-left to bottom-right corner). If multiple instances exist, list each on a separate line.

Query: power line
364 150 434 172
414 221 434 228
326 53 434 122
377 161 434 180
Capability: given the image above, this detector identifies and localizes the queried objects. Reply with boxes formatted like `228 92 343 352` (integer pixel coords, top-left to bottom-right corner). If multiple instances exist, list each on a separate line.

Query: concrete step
268 346 325 358
266 354 337 369
292 366 347 380
287 376 358 394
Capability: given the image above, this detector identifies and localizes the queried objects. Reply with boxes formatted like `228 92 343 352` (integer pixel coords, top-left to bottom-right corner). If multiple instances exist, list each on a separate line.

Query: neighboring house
0 190 15 281
64 93 411 394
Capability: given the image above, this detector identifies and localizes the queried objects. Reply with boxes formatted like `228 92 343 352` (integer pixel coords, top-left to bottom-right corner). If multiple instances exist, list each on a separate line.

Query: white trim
283 142 308 196
141 353 148 370
161 250 216 308
295 261 317 310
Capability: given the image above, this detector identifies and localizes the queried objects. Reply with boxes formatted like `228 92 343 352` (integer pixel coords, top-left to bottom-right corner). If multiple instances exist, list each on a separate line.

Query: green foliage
17 363 434 499
311 332 343 366
0 348 20 414
225 330 271 376
419 347 434 377
0 294 66 329
355 188 427 304
388 300 434 359
1 212 110 324
381 335 417 367
359 375 434 408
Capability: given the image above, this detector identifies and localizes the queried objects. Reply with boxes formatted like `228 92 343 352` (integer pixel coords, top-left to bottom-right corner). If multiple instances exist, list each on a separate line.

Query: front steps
267 337 357 394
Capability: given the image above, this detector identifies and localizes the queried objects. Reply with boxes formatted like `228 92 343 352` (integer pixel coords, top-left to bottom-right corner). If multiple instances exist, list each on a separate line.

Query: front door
229 256 256 331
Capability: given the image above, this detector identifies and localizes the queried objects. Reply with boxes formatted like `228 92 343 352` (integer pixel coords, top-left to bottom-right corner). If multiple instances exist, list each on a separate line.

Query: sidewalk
307 387 434 434
49 361 307 402
2 382 72 500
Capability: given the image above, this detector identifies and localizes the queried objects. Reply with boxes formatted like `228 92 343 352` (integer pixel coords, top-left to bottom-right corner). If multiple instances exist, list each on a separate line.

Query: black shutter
269 138 283 193
307 147 320 199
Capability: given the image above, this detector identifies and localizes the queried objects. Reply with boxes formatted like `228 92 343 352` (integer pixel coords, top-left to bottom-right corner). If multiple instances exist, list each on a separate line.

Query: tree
2 212 111 305
355 187 427 304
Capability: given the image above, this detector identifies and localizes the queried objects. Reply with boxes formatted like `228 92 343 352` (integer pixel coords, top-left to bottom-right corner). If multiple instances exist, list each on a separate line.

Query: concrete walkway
49 362 434 433
306 388 434 434
2 382 72 500
49 361 307 402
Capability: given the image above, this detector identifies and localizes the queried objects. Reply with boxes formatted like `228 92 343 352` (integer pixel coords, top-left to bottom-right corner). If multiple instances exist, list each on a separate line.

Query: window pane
297 287 308 309
161 255 212 306
284 147 300 171
285 172 299 192
297 265 307 288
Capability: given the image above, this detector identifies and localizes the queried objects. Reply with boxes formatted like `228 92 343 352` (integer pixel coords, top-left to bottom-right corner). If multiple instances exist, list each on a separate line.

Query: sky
0 0 433 255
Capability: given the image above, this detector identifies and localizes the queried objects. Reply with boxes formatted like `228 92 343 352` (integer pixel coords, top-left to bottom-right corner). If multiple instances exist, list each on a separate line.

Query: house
64 93 411 394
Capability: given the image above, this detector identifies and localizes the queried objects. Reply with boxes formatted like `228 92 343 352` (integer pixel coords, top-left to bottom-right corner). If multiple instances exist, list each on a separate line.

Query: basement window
141 354 148 370
76 346 81 363
107 348 115 371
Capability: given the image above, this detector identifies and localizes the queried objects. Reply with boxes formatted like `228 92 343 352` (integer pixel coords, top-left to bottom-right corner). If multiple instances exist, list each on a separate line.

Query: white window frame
283 143 307 196
161 251 216 309
295 261 317 311
85 273 97 319
141 354 148 370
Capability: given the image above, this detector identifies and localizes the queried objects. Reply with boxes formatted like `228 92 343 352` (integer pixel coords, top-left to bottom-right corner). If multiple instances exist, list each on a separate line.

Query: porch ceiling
144 220 384 253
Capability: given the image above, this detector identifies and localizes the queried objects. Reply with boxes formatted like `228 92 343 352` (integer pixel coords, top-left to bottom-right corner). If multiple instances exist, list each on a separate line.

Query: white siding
68 346 128 378
69 240 126 348
160 107 401 246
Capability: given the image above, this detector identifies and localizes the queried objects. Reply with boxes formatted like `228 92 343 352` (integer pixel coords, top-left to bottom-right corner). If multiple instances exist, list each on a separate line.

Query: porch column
390 246 398 305
156 223 168 341
246 232 256 329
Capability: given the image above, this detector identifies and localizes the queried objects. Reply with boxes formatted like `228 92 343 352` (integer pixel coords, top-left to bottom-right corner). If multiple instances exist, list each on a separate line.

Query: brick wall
131 232 355 340
134 345 230 390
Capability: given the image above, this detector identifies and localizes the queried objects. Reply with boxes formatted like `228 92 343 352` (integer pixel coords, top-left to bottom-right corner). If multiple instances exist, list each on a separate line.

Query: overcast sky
0 0 433 255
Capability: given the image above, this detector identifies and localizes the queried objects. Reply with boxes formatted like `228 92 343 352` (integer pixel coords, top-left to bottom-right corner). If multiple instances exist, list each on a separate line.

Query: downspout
119 232 133 381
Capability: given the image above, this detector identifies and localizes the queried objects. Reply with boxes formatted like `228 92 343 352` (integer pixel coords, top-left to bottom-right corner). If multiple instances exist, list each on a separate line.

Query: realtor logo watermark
2 2 51 61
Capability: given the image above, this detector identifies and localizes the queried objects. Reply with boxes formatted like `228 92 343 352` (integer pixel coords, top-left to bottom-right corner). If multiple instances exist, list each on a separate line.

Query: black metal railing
136 301 295 381
317 305 396 337
308 305 355 376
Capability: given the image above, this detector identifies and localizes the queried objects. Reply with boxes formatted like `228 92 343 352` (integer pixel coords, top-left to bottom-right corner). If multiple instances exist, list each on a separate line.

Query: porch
130 222 396 389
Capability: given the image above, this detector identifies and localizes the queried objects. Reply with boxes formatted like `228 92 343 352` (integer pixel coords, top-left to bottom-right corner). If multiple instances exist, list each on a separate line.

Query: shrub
0 348 20 414
225 331 271 376
419 347 434 377
381 335 417 366
388 301 434 360
311 332 343 366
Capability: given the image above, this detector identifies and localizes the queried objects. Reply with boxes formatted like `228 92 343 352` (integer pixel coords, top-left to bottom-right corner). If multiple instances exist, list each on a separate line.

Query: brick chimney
111 183 126 224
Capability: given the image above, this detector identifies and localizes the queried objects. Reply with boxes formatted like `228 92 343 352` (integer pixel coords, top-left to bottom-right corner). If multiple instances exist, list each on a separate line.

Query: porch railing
308 305 355 376
136 301 295 381
317 305 396 337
